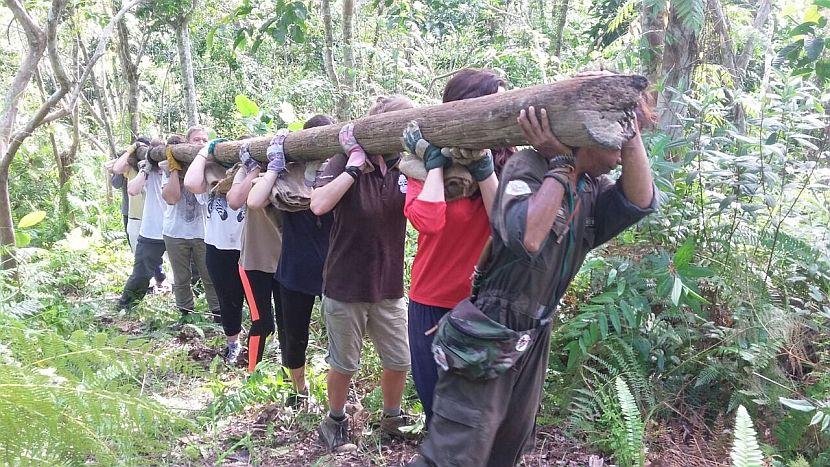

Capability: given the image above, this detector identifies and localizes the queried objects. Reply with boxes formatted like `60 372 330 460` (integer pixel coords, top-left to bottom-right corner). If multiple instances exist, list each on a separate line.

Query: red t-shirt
404 178 491 309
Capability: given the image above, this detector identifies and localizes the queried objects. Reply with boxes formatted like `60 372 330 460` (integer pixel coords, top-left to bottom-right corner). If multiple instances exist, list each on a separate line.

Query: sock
329 408 346 421
383 407 402 417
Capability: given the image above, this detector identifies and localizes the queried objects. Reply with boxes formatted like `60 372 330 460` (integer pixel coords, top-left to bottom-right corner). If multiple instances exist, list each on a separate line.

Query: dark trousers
413 325 552 467
239 269 279 372
205 244 244 336
408 300 450 425
123 215 164 283
119 236 166 309
278 283 317 370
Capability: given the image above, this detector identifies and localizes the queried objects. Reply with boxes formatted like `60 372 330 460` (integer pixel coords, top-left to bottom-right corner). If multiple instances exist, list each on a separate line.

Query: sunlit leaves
18 210 46 229
234 95 259 117
674 0 704 33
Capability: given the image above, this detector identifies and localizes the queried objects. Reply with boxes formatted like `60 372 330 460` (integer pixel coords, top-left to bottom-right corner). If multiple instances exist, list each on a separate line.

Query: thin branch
3 0 41 41
7 0 143 156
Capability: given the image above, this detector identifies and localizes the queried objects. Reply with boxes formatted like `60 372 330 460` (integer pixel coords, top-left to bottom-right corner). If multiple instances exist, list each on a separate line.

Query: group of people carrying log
105 68 658 466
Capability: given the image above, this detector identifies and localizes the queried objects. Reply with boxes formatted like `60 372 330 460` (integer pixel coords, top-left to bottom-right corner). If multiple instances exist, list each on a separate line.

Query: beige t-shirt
126 166 146 220
234 169 283 273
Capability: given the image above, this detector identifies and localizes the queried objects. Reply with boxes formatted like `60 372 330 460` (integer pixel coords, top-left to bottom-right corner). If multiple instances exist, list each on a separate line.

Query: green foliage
614 376 645 467
208 361 326 416
674 0 705 32
0 311 189 464
3 0 830 463
731 406 764 467
775 0 830 81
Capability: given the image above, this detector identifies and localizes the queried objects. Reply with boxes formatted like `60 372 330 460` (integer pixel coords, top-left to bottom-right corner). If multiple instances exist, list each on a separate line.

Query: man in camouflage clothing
411 101 658 466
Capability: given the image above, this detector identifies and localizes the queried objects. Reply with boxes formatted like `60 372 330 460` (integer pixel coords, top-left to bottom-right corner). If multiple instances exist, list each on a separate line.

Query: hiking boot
380 411 420 439
318 415 357 452
225 341 241 365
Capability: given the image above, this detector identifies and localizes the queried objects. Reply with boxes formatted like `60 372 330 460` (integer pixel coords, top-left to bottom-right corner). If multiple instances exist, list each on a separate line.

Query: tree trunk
57 108 80 229
0 0 53 268
708 0 749 131
175 22 199 128
116 6 141 140
0 0 135 267
338 0 356 120
321 0 339 89
640 0 667 85
550 0 570 56
657 2 699 139
155 75 649 165
735 0 772 73
0 173 13 268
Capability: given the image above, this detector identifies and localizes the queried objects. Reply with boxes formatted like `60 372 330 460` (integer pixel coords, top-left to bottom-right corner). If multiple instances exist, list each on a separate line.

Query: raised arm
244 132 286 210
516 106 574 253
618 122 654 209
310 171 355 216
247 171 277 209
477 173 498 217
127 161 149 196
183 145 210 194
310 124 366 216
112 143 138 175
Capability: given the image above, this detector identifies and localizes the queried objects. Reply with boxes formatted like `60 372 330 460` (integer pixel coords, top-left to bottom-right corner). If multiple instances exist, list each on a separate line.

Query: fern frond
730 405 764 467
608 0 637 33
615 376 646 467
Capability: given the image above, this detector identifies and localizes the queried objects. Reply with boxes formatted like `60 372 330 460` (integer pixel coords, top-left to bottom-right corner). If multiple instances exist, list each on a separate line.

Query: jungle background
1 0 829 464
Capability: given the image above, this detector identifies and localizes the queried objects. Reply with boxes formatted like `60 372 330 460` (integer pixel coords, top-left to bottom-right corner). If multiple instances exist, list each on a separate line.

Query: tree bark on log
151 74 649 165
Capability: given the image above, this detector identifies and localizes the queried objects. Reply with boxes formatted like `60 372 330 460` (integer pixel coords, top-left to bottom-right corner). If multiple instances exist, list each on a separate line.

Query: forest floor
97 283 731 467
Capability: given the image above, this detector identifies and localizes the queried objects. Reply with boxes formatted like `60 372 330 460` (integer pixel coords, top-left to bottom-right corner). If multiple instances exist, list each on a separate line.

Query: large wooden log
150 74 649 165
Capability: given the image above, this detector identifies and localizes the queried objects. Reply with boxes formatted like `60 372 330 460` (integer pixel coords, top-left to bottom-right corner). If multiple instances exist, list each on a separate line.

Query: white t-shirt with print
139 167 165 240
161 171 206 240
198 193 245 250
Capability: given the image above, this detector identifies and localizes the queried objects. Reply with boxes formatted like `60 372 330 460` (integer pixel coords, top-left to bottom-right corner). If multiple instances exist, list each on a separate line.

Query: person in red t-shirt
402 68 515 424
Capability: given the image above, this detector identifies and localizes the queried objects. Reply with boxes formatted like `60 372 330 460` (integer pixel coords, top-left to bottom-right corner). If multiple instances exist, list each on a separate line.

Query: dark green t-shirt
478 149 657 331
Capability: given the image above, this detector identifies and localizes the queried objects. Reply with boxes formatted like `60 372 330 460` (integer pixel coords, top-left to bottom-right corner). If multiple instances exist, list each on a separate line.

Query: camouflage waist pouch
431 299 536 381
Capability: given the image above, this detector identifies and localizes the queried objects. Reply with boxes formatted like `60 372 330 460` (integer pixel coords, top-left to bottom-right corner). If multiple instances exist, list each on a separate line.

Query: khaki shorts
323 295 410 375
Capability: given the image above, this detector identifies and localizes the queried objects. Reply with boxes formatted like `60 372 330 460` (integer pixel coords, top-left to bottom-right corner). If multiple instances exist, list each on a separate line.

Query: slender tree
0 0 141 268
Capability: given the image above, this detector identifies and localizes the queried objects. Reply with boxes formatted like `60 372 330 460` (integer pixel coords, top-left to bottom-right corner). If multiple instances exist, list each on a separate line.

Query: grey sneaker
225 341 241 365
380 412 420 439
318 415 357 452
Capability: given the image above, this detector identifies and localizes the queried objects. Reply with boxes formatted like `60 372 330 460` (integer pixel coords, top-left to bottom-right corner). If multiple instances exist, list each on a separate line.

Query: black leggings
277 283 317 370
204 244 244 336
240 269 279 372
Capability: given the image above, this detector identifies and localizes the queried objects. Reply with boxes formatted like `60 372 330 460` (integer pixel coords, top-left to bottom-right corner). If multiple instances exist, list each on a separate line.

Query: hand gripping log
149 74 649 165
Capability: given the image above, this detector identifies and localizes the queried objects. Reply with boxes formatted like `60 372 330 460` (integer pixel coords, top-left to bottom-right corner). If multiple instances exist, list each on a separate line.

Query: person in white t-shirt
184 137 246 364
160 130 220 319
118 138 167 309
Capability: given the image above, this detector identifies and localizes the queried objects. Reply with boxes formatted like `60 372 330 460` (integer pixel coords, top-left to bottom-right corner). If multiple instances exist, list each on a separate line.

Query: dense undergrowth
3 80 829 461
2 0 830 464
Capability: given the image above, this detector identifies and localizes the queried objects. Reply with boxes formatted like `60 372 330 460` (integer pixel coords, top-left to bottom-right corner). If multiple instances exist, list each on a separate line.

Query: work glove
401 120 450 171
165 147 182 172
239 142 262 173
339 123 367 169
137 159 150 176
463 151 495 182
266 129 289 175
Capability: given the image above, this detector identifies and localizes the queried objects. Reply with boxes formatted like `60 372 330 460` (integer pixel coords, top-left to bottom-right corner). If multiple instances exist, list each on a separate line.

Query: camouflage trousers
410 323 552 467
